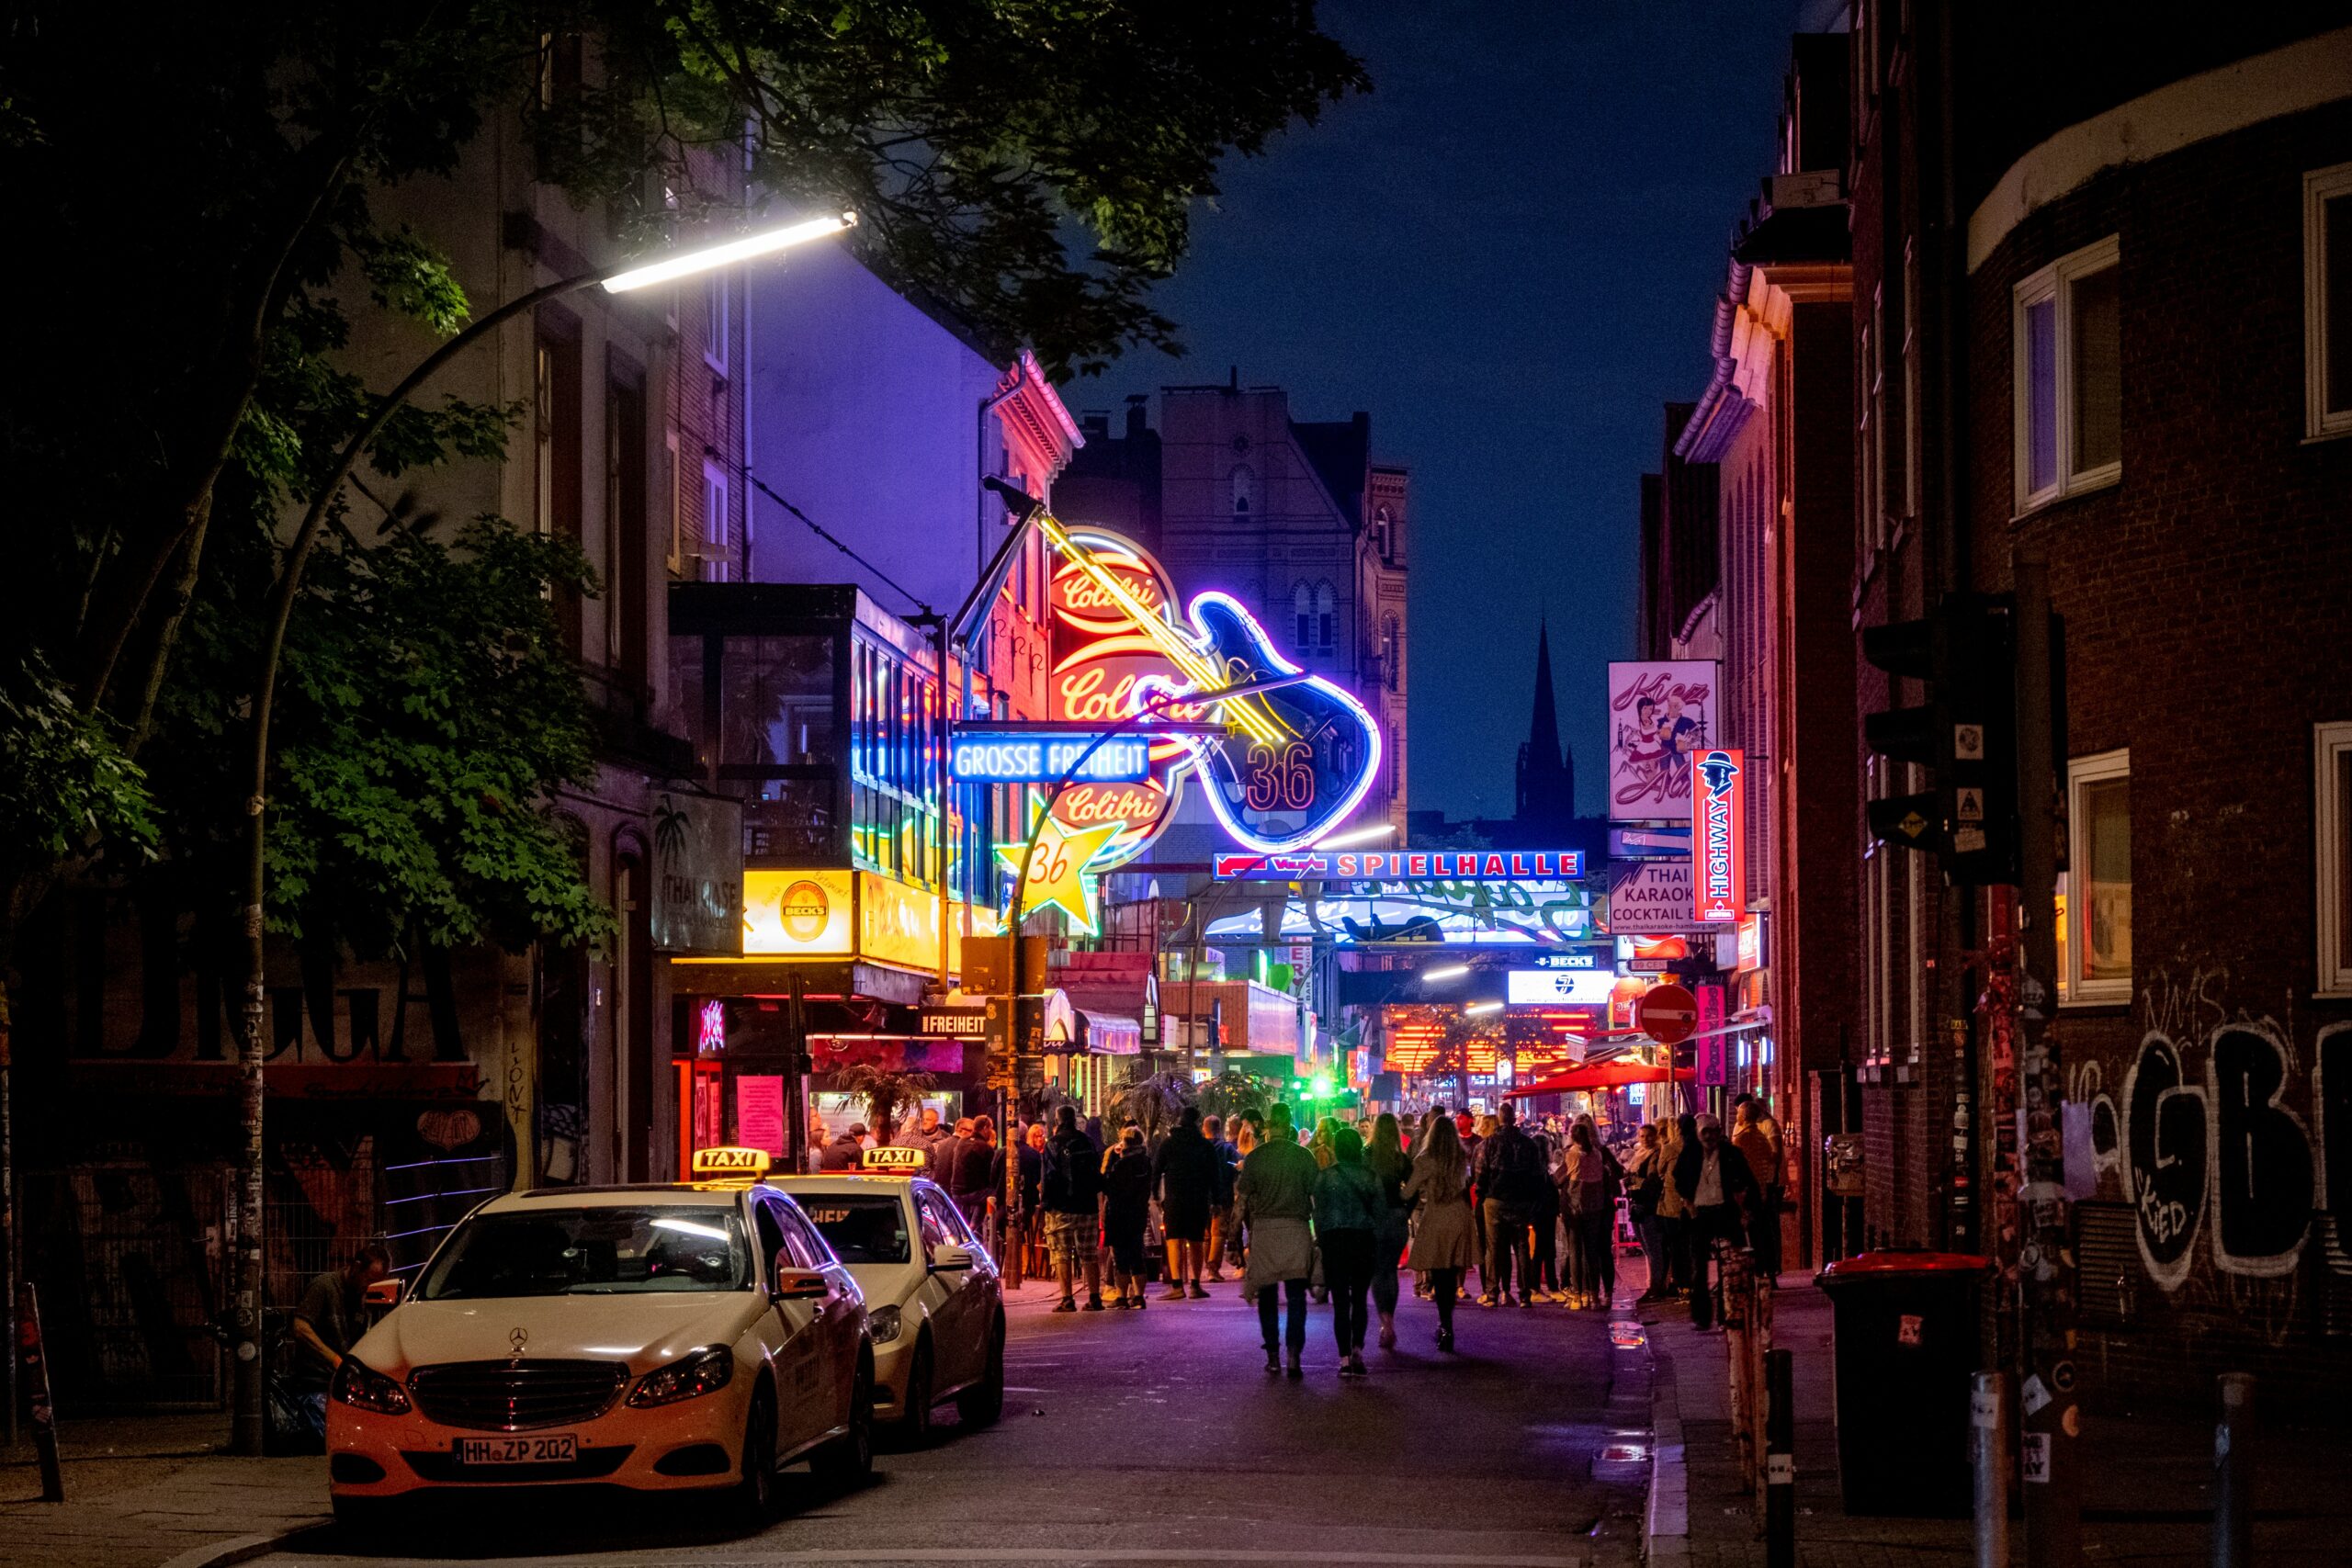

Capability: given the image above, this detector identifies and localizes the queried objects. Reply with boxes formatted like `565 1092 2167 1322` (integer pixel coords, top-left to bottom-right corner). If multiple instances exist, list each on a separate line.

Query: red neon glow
1692 748 1745 922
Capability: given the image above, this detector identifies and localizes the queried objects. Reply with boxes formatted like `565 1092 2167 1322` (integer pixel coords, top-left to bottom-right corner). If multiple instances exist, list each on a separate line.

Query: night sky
1089 0 1834 820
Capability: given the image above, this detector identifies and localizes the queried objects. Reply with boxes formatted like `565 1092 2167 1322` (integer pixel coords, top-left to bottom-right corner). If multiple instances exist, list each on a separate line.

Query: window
702 463 729 581
1230 464 1255 515
2061 749 2132 1004
2013 236 2120 512
2305 163 2352 439
1381 615 1399 692
1374 505 1393 558
702 275 728 375
2317 723 2352 994
1294 583 1312 651
1316 584 1335 654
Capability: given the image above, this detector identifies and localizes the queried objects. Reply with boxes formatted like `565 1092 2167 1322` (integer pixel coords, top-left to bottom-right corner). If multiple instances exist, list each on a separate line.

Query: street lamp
225 209 855 1456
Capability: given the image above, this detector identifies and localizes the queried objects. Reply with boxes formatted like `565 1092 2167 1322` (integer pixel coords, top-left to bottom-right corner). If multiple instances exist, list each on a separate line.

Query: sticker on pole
2021 1374 2052 1416
1972 1389 1999 1429
1896 1313 1924 1346
1766 1453 1794 1486
2021 1432 2051 1484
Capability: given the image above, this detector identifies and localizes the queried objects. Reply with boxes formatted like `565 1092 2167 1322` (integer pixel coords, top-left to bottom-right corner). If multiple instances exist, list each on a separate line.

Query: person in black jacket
818 1123 866 1171
1043 1107 1106 1312
1202 1114 1239 1281
1472 1103 1546 1308
1152 1106 1219 1300
1674 1112 1760 1328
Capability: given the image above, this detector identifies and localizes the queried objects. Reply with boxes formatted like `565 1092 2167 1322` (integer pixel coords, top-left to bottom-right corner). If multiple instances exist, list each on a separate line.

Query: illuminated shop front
665 583 1010 1168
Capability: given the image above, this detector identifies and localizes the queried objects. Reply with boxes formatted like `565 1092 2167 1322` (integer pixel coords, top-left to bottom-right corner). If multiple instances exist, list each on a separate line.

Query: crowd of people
804 1088 1788 1374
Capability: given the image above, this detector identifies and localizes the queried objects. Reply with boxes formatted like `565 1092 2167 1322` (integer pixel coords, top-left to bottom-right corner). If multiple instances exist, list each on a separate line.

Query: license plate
457 1433 577 1466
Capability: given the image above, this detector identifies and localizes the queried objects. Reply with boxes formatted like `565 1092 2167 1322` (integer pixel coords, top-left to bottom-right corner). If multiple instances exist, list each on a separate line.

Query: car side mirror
773 1265 831 1301
928 1244 975 1274
363 1277 402 1308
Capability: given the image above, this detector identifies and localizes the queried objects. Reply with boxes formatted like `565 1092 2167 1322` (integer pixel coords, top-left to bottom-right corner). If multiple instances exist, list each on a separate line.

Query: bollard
1765 1347 1794 1568
1973 1371 2012 1568
2212 1372 2254 1568
17 1282 63 1501
1721 1244 1754 1494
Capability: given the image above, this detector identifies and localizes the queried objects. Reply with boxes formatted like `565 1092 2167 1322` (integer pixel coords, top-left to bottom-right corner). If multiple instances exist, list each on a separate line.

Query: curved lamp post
227 211 854 1455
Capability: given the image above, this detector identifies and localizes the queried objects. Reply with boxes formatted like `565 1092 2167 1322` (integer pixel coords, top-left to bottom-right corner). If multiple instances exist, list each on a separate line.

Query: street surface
254 1276 1647 1568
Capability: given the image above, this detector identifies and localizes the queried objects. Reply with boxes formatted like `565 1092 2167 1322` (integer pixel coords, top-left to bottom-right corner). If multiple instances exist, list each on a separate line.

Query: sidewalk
1640 1275 2351 1566
1 1413 326 1568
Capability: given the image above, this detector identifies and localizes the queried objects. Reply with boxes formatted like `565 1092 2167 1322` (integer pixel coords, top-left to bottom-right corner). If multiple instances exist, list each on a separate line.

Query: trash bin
1815 1250 1986 1517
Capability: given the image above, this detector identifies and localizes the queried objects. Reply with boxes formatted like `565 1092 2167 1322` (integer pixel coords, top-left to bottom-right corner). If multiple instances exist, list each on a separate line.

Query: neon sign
1693 748 1744 922
995 792 1123 936
1212 848 1585 881
1046 527 1191 866
949 728 1150 784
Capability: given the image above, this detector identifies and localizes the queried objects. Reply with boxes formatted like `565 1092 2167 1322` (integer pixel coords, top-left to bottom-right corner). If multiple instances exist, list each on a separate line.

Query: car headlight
627 1345 734 1407
329 1357 412 1416
866 1304 902 1345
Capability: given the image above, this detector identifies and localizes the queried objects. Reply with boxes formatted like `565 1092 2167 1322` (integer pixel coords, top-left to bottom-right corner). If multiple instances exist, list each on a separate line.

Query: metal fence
20 1146 509 1412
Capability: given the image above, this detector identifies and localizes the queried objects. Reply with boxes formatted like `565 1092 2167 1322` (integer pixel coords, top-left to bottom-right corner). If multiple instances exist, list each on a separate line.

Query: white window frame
2012 234 2121 514
2063 747 2132 1007
2317 722 2352 996
701 462 730 583
2304 163 2352 441
702 275 728 377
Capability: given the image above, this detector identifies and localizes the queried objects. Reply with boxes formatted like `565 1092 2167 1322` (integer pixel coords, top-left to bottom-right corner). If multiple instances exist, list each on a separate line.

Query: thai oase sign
1692 748 1745 922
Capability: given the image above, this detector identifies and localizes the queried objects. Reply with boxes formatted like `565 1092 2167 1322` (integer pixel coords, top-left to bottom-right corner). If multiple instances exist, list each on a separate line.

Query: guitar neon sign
1037 512 1384 855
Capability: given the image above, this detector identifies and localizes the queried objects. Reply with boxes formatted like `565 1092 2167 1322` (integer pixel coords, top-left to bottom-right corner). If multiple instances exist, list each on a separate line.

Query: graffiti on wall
2109 967 2348 1296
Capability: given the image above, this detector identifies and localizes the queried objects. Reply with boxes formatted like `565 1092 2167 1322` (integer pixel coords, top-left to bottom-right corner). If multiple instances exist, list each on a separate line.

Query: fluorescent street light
1464 1000 1504 1016
602 211 857 293
1420 963 1470 983
1313 822 1396 850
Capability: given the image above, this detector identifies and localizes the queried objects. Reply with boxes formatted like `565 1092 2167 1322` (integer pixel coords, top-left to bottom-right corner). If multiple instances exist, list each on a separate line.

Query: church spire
1515 618 1575 831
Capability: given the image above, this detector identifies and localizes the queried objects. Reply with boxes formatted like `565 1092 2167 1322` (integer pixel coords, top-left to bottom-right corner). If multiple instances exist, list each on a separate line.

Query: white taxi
777 1146 1004 1442
325 1151 873 1526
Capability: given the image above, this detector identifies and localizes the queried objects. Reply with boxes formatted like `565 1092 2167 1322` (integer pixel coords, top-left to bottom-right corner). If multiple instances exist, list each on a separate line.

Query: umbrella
1505 1059 1685 1098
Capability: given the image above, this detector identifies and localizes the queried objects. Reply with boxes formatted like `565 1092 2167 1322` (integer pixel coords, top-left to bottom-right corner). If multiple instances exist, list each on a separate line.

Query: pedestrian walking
1227 1111 1261 1277
1313 1126 1384 1377
1559 1119 1623 1308
1732 1097 1783 1281
1365 1112 1412 1348
1043 1106 1106 1312
1626 1122 1672 1302
1153 1106 1218 1300
1527 1131 1564 1302
1403 1113 1476 1352
1203 1113 1239 1281
1237 1102 1320 1375
1102 1127 1154 1310
1676 1112 1759 1329
1474 1102 1544 1307
1657 1112 1693 1298
1008 1121 1047 1289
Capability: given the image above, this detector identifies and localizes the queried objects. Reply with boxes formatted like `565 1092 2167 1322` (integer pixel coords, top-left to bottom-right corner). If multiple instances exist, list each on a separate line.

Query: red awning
1505 1060 1687 1097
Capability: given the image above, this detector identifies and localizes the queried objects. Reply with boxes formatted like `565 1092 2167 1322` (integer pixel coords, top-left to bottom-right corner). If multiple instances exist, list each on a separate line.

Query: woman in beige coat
1404 1115 1476 1351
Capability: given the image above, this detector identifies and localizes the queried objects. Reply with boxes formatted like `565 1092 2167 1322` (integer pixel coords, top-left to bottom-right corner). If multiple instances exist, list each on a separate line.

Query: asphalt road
260 1274 1650 1568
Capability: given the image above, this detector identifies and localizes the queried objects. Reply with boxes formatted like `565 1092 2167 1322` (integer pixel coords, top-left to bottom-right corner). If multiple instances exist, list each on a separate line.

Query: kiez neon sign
1693 748 1744 922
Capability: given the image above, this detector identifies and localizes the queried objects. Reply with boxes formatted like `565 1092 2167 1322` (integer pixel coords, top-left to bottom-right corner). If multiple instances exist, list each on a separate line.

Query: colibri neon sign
1211 848 1586 881
1693 748 1745 922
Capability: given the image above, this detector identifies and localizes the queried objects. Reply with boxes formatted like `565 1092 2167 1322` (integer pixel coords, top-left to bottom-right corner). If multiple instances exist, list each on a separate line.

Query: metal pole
786 971 808 1173
2212 1373 2253 1568
2 1012 14 1450
2012 547 2078 1565
1765 1347 1795 1568
1973 1371 2014 1568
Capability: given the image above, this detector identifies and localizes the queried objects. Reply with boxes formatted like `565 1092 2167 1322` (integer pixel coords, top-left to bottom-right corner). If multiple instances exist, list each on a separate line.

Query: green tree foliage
0 0 1363 955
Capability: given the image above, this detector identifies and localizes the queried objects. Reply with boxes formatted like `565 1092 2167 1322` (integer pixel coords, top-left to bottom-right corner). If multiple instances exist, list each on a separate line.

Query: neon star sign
995 792 1125 936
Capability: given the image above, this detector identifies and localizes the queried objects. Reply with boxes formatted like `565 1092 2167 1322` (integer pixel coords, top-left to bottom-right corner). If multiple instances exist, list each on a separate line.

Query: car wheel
956 1315 1006 1427
810 1358 874 1489
900 1338 934 1446
732 1382 779 1526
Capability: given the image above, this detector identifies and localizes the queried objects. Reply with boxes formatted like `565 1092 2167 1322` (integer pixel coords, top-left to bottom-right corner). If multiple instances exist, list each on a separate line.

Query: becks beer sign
1692 748 1745 923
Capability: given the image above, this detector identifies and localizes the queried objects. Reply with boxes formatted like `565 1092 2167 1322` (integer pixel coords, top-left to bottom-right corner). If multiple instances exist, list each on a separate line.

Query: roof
485 1185 754 1211
773 1174 922 1192
1291 413 1371 528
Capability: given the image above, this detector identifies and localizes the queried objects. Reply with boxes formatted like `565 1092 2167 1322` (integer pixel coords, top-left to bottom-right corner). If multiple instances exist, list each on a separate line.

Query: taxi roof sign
691 1145 772 1178
860 1145 927 1171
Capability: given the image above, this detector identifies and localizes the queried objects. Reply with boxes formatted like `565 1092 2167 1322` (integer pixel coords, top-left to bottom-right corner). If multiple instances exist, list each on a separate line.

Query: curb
1641 1303 1689 1567
157 1518 333 1568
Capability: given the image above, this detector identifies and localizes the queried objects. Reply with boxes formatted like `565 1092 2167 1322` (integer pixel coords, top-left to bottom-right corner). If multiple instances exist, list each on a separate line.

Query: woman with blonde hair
1403 1114 1476 1352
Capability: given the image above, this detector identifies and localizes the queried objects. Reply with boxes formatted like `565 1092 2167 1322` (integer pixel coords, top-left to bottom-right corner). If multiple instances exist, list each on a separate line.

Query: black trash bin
1815 1251 1986 1517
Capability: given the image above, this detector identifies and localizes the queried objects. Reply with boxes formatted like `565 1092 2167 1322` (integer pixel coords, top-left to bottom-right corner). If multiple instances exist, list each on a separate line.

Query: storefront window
849 634 940 887
721 636 833 766
2064 749 2131 1004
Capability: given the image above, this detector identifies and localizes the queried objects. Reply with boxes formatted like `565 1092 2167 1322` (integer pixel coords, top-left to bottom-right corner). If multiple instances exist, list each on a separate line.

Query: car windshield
795 1194 911 1266
415 1206 751 1299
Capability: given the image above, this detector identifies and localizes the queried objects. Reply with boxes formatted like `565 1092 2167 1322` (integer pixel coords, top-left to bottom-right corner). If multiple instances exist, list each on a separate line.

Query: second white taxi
779 1152 1004 1441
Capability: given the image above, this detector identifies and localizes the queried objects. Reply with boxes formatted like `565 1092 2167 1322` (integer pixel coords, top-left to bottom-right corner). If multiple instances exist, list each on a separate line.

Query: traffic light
1861 592 2018 885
